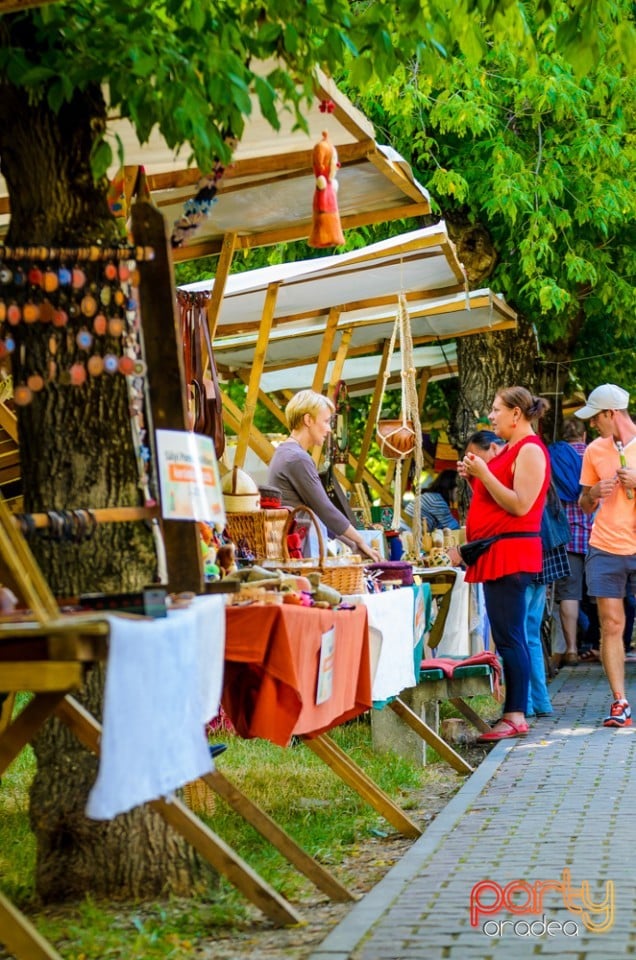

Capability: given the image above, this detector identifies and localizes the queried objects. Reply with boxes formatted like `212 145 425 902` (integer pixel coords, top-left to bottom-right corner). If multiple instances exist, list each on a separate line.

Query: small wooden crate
224 509 288 561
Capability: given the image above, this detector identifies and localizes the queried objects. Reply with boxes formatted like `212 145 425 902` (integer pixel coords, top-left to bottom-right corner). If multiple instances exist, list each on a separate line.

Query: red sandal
477 718 529 742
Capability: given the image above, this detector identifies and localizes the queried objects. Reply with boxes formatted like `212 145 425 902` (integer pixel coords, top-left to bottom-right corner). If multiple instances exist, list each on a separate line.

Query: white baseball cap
574 383 630 419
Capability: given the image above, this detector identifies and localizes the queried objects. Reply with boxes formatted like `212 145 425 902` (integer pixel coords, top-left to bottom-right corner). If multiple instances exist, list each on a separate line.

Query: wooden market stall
178 225 517 507
0 69 459 957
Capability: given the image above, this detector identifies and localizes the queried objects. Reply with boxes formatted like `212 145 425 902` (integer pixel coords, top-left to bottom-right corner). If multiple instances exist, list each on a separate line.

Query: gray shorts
554 552 585 602
585 546 636 600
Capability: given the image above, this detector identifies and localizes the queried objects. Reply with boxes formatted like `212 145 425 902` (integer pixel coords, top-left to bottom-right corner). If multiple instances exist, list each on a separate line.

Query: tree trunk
0 84 207 899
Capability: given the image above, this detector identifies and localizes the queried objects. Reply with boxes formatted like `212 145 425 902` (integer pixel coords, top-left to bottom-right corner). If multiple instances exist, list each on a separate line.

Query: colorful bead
80 294 98 317
93 313 107 335
118 355 135 375
104 262 118 281
71 267 87 289
39 300 54 323
7 303 21 325
43 270 59 293
28 266 43 286
52 308 68 328
58 266 72 286
107 316 124 337
13 384 33 406
22 302 40 324
87 355 105 376
103 353 119 374
0 266 13 284
26 374 45 392
0 301 5 322
69 362 87 386
76 328 93 350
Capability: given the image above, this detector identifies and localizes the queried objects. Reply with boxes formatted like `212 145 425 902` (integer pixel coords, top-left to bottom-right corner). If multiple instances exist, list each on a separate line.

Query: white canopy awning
179 224 516 377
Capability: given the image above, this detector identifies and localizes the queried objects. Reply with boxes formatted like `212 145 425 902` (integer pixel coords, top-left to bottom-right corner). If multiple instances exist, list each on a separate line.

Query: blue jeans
525 583 553 715
483 573 532 714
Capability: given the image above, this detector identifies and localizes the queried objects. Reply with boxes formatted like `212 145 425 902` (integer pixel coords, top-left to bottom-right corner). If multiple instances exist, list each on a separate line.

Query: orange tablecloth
223 603 371 747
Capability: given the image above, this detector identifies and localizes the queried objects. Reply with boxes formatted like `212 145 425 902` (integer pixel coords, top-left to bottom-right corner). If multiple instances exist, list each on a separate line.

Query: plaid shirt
560 442 593 555
534 544 571 585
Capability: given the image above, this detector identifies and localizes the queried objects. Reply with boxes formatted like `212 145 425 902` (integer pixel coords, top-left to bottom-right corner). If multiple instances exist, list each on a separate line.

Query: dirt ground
196 741 491 960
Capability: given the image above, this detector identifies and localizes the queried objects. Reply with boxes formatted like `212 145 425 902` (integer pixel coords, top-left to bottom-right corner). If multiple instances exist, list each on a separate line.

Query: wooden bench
373 660 496 775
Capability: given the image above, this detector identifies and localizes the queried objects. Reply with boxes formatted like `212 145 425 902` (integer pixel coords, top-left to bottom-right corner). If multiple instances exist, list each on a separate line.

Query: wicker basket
224 509 289 561
280 505 366 594
182 777 216 816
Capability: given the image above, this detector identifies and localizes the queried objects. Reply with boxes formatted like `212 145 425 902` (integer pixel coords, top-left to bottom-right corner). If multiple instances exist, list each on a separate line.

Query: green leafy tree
0 0 632 909
347 0 636 442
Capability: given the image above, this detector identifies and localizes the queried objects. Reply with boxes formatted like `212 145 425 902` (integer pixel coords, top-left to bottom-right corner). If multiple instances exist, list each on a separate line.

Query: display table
345 584 432 703
222 601 420 839
0 598 302 960
223 603 371 747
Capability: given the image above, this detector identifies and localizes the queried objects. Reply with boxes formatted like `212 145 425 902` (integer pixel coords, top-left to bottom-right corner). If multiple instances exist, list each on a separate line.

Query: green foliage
0 0 632 182
346 0 636 395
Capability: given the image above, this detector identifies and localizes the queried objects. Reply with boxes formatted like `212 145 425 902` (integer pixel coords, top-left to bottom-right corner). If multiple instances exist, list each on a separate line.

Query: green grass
0 700 497 958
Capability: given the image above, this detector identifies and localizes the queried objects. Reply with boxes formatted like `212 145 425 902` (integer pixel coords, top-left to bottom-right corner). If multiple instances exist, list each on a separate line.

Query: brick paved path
311 662 636 959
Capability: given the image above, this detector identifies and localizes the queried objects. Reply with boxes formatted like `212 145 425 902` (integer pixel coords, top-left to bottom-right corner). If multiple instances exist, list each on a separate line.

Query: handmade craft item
308 130 345 248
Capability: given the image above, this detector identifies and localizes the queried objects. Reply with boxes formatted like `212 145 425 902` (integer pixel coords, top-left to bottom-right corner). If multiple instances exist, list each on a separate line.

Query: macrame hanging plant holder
375 294 424 547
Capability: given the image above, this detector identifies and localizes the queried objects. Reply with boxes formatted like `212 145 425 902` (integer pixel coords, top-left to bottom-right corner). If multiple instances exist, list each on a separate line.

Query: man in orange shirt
576 384 636 727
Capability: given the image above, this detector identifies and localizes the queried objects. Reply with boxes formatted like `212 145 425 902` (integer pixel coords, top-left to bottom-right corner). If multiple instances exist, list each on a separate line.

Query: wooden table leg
390 698 474 775
56 696 302 927
204 770 354 902
301 733 422 839
448 697 490 734
0 692 67 776
0 890 63 960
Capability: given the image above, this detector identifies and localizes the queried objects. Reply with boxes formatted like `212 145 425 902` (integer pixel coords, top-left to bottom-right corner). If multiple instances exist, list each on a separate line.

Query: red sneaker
603 699 632 727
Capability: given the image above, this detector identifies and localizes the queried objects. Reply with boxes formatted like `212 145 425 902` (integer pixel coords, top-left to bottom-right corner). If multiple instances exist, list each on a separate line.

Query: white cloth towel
435 568 471 657
348 589 417 701
86 595 225 820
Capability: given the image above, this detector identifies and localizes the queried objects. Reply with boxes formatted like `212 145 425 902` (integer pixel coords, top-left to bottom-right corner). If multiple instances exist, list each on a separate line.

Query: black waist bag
459 531 538 566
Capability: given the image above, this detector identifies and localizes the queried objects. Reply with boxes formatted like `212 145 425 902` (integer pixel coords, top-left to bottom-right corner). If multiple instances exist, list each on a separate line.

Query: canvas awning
178 223 517 507
0 69 431 261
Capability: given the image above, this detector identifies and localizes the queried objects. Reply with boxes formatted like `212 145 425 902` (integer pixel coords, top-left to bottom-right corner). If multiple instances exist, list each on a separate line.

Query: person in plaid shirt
549 417 594 665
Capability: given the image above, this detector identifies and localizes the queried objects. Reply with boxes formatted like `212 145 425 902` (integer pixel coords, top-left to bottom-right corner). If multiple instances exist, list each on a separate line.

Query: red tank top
464 435 549 583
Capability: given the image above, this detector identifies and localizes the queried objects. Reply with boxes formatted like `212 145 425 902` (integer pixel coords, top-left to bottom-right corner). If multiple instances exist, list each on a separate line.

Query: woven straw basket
280 505 366 595
224 508 289 561
182 777 216 816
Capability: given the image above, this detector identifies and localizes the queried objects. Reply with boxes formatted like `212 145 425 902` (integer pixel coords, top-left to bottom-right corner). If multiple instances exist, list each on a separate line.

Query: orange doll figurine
308 130 345 248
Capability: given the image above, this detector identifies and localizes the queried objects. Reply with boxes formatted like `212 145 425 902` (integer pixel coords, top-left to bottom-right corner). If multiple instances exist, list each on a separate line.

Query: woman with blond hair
267 390 381 562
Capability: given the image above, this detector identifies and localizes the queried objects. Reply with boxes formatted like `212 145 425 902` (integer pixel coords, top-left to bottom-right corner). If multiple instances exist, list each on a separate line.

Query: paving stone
310 664 636 960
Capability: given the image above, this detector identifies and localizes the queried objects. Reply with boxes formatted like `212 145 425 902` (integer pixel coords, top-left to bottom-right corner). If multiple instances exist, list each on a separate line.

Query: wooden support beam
0 891 63 960
389 698 473 776
311 307 341 394
221 392 276 464
234 283 278 469
204 770 354 902
448 698 490 734
0 692 67 777
131 202 203 594
302 734 421 839
313 327 352 465
206 232 237 342
56 697 302 927
0 495 59 623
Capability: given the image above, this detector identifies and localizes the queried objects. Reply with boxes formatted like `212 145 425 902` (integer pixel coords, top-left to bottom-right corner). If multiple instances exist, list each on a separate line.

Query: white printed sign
155 430 226 526
316 627 336 705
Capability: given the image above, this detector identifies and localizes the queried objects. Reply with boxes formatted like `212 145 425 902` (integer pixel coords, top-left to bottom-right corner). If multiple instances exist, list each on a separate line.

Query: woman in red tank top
452 387 550 742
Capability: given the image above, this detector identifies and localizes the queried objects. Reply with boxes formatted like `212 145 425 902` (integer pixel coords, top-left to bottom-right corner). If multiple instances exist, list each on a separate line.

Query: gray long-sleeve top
267 440 350 537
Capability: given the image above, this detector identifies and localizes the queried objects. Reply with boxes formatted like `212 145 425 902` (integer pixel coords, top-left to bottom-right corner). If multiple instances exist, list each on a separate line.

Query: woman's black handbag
459 531 539 566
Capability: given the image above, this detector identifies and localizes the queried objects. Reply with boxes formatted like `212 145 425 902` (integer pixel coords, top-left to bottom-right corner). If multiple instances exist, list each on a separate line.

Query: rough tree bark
0 83 207 899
